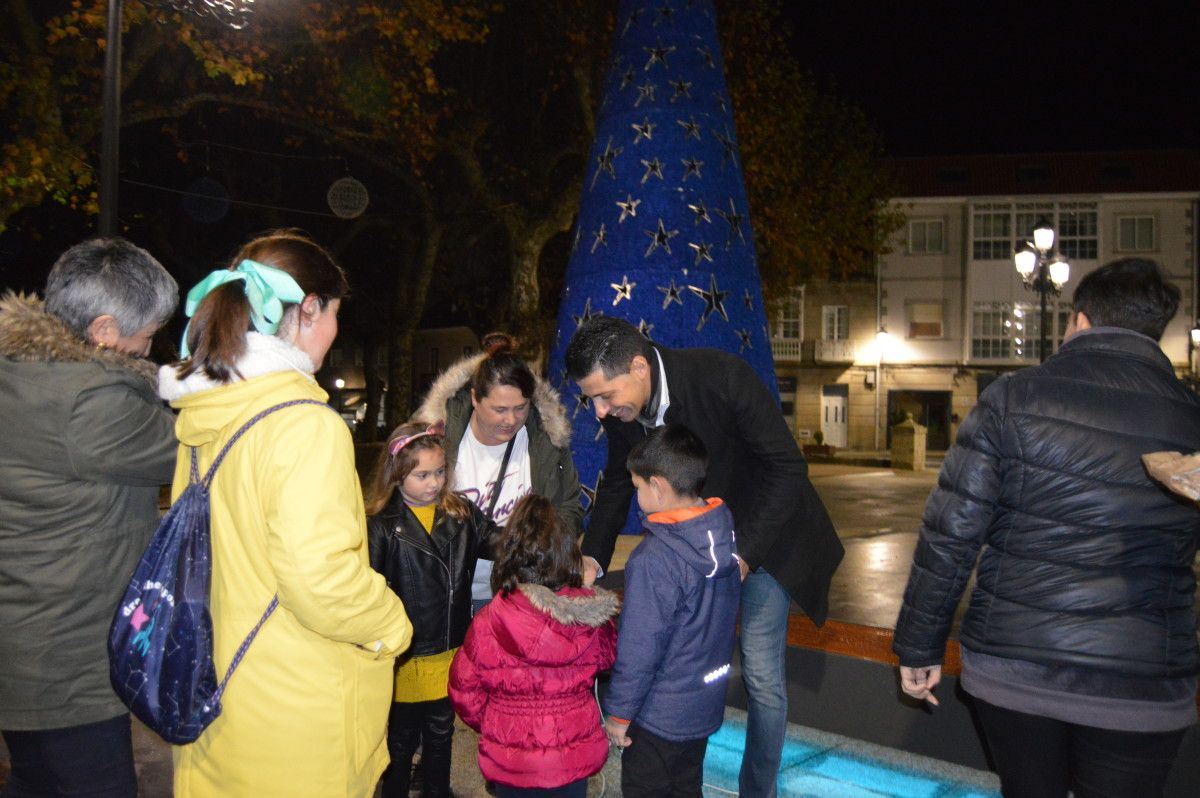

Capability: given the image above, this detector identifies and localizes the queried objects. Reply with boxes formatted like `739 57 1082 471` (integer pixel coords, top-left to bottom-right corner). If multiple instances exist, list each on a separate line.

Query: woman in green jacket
413 333 583 615
0 238 179 798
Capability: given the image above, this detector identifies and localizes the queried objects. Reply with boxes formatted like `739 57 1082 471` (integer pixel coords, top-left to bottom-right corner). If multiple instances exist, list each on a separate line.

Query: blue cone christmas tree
547 0 779 518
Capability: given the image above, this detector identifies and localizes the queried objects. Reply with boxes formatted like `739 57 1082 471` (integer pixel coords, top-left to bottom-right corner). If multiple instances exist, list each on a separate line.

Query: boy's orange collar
647 497 723 524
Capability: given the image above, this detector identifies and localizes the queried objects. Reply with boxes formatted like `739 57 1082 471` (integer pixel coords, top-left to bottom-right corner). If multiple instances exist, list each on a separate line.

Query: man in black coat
566 316 843 798
894 258 1200 798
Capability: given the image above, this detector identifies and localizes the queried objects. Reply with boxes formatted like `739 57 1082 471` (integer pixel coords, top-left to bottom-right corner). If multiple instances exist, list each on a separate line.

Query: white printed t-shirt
455 424 532 600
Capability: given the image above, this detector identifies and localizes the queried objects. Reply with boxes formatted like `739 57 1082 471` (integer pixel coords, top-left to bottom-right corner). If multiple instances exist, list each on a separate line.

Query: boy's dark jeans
620 722 708 798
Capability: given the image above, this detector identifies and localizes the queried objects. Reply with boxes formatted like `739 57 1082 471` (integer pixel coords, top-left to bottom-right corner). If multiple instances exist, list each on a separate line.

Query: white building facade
773 150 1200 452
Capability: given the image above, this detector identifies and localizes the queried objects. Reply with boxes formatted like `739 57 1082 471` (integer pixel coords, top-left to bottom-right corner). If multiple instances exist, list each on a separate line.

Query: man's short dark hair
1071 258 1180 341
565 316 653 381
627 424 708 498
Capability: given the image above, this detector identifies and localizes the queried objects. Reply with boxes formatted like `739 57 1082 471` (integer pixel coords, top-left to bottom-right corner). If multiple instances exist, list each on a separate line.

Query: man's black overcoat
582 345 844 625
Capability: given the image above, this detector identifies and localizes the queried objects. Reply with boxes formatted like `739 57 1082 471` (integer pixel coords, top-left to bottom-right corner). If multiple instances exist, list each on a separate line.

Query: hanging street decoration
326 176 369 219
547 0 780 524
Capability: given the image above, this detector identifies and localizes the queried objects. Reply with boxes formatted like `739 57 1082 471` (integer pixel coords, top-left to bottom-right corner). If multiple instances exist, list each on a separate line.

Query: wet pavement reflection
807 464 1200 630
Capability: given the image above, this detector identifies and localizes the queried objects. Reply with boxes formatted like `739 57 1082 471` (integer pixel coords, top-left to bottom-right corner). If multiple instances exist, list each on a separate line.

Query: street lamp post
99 0 123 236
873 326 888 451
1189 325 1200 379
1013 219 1071 363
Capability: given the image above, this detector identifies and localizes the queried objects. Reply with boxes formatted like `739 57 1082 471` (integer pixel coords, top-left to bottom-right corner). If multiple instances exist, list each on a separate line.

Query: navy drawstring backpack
108 399 327 744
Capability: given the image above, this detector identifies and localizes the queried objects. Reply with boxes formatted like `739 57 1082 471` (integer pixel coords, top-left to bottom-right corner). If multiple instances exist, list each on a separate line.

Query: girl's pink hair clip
389 421 446 456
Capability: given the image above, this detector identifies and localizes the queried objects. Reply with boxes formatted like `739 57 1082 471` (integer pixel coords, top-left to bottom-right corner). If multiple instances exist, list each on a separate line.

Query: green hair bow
179 259 307 358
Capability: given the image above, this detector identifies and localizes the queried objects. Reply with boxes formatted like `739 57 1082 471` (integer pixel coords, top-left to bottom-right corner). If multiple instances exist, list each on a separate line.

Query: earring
303 320 314 328
95 341 107 350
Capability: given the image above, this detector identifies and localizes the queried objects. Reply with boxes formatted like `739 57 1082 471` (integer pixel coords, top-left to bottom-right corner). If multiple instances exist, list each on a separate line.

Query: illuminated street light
1013 219 1070 363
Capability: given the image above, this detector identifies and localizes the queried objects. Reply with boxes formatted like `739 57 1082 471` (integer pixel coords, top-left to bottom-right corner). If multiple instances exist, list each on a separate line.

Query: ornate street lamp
1013 219 1070 363
100 0 255 235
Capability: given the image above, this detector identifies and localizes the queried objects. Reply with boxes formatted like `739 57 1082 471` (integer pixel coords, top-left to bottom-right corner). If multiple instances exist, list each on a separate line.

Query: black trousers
381 697 456 798
974 697 1187 798
1 714 137 798
619 723 708 798
493 779 588 798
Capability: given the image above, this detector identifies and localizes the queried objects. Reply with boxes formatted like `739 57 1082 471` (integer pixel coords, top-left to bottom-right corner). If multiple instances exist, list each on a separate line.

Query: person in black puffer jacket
894 258 1200 798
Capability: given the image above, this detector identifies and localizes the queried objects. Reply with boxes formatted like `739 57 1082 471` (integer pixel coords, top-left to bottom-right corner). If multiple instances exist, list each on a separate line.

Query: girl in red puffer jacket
448 495 619 798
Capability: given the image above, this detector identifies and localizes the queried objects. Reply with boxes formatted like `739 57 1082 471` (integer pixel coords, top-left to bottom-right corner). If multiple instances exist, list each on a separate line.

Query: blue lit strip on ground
702 718 1000 798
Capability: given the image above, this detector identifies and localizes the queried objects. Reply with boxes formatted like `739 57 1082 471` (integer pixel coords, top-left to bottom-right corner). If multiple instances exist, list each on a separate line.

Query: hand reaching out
583 556 600 587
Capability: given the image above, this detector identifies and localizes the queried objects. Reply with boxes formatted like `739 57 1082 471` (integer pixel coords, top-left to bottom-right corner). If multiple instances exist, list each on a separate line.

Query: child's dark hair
491 495 583 595
627 424 708 498
366 422 468 519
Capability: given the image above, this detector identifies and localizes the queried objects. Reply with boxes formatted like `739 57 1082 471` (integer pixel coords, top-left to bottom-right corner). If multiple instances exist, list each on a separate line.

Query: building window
1015 202 1054 245
776 291 803 340
972 208 1011 260
1058 204 1098 260
972 302 1068 361
908 219 944 254
1017 164 1050 183
972 202 1098 262
937 167 967 184
907 302 944 338
822 305 849 341
972 306 1012 360
1117 215 1155 251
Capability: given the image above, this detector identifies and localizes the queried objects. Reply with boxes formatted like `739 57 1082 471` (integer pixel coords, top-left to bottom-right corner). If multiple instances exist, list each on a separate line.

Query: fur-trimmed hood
413 351 572 449
488 584 619 666
517 584 620 628
0 292 158 385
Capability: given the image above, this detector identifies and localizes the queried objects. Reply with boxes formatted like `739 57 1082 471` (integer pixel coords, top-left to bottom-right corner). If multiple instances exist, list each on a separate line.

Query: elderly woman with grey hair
0 237 178 798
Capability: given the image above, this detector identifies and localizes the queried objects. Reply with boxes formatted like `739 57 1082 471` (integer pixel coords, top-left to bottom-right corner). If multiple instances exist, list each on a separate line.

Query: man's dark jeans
1 714 137 798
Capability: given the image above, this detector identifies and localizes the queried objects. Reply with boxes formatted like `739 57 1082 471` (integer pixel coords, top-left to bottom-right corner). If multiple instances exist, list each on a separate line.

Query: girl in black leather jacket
366 421 500 798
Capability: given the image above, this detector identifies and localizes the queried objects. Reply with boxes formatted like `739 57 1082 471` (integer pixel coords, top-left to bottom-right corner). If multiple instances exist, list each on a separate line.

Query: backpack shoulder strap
201 399 333 489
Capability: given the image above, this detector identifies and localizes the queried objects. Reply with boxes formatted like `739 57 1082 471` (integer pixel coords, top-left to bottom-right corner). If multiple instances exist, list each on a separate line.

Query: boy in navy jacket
603 424 741 797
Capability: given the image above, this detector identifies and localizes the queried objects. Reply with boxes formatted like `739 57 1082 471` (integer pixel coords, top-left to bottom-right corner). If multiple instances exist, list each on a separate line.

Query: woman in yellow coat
158 231 412 797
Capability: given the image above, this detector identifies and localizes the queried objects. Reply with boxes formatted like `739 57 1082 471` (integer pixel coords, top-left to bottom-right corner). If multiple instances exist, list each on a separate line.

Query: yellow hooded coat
163 350 411 798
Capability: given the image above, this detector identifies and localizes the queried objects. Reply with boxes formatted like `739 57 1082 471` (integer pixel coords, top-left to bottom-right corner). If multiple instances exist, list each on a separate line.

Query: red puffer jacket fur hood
449 584 619 789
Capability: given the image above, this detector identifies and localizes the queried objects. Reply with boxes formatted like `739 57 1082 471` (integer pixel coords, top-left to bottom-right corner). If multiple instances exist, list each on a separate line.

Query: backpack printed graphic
108 399 326 744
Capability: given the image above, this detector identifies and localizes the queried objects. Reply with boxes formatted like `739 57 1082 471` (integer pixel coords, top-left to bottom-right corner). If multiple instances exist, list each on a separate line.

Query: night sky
783 1 1199 156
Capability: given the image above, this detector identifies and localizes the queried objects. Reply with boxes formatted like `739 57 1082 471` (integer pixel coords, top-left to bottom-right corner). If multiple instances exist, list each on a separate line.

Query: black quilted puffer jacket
894 328 1200 678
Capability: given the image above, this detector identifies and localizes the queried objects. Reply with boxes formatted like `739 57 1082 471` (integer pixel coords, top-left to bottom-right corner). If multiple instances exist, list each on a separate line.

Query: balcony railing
770 337 802 361
816 339 855 362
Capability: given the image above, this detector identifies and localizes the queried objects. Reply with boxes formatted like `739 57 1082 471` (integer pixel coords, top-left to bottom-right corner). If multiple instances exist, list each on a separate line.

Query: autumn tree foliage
2 0 902 423
0 0 491 232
